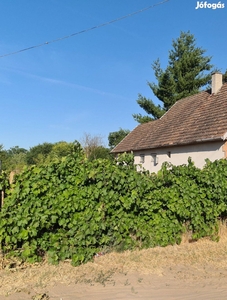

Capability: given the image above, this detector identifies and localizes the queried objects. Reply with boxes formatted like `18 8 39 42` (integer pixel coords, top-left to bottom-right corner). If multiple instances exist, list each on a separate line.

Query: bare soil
1 226 227 299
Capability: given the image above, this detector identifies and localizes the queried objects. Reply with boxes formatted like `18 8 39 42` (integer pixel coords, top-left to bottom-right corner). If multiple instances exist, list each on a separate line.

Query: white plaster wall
134 141 224 173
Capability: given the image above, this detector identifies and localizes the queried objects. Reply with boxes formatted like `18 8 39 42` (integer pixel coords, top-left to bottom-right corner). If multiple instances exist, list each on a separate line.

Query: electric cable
0 0 169 58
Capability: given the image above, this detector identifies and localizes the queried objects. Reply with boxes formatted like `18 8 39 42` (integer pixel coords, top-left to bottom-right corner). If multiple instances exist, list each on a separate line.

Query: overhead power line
0 0 169 58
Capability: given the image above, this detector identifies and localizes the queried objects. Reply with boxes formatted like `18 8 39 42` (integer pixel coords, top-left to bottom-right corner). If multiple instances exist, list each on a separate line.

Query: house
111 72 227 173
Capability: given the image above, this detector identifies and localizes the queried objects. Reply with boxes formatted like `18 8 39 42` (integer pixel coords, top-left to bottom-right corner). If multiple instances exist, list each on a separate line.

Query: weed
124 279 130 286
32 293 49 300
131 286 138 294
94 269 116 287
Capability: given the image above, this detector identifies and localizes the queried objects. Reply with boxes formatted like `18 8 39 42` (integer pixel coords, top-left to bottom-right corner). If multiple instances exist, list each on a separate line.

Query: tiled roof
112 83 227 153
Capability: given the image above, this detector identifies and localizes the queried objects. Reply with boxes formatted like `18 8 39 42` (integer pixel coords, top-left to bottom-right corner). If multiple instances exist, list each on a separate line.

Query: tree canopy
108 128 130 150
26 142 54 165
0 145 9 171
133 31 214 123
80 133 111 161
223 69 227 83
0 137 114 172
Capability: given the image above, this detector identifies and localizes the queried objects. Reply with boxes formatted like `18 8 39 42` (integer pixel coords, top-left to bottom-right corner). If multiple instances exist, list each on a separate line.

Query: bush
1 147 227 266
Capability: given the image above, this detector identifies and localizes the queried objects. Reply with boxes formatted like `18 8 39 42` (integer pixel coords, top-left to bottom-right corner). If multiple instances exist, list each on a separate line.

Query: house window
140 154 145 163
151 153 158 165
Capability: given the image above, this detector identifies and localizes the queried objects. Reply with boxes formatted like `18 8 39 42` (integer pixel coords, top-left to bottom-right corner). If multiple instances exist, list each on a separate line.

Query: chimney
212 72 223 94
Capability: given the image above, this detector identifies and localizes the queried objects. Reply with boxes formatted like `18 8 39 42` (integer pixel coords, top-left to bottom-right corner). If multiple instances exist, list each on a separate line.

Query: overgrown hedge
1 143 227 266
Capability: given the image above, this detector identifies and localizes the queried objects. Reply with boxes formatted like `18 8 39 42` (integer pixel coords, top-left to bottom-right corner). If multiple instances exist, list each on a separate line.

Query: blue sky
1 0 226 150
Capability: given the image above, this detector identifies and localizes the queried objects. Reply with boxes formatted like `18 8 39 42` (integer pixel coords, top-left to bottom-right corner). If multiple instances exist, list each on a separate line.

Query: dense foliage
223 69 227 83
81 133 111 161
108 128 130 150
0 170 9 209
0 139 111 172
133 31 213 123
1 145 227 266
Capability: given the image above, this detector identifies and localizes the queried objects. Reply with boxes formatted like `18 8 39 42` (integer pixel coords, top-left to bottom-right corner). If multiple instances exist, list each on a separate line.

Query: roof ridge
112 82 227 153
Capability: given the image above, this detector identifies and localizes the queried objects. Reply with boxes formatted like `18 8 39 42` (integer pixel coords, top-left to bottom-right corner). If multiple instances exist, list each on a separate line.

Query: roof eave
222 131 227 140
112 137 224 153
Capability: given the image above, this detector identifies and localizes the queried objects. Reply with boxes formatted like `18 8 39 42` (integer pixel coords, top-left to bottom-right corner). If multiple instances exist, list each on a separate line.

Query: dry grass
1 221 227 296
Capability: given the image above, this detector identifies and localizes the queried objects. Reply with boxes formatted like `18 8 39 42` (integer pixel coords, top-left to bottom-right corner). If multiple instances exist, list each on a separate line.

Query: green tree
0 145 28 172
0 145 9 171
45 141 74 163
26 141 75 165
108 128 130 149
80 133 107 160
88 146 111 161
133 31 213 123
6 146 28 172
8 153 27 172
26 142 53 165
223 69 227 83
7 146 27 156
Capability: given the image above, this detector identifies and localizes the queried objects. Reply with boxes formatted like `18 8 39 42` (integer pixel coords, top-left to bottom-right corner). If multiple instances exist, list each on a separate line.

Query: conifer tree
223 69 227 83
133 31 213 123
108 128 130 150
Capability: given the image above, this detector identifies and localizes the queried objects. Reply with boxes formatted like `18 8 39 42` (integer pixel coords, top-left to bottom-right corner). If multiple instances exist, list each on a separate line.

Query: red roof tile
112 83 227 153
